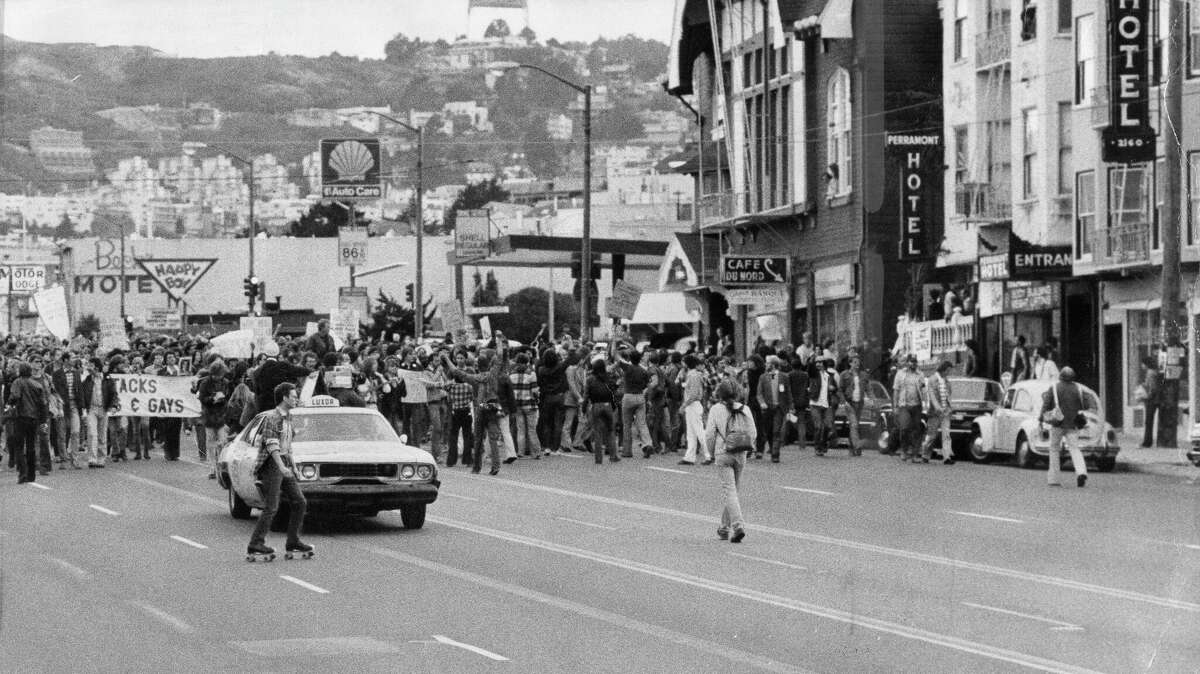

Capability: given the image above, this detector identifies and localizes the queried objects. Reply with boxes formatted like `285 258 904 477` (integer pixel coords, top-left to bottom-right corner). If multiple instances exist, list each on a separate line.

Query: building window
1190 1 1200 77
954 0 968 61
826 68 852 199
1190 151 1200 245
737 37 798 213
1022 107 1038 199
954 126 970 216
1075 13 1095 104
1107 164 1152 259
1154 158 1165 250
1020 0 1038 41
1076 170 1094 258
1058 0 1072 33
1057 102 1072 195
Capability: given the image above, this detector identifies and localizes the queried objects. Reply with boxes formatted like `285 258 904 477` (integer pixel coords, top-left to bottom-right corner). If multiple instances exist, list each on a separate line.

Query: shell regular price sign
319 138 382 199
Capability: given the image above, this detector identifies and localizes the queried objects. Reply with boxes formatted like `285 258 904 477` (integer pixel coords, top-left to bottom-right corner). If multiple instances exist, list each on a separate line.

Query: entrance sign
136 258 217 301
320 138 383 199
109 375 201 418
338 230 369 267
1101 0 1155 163
720 256 789 285
455 209 491 261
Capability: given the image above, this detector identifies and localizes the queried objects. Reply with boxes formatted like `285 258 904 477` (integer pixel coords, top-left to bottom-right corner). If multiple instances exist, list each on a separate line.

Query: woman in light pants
680 355 710 465
706 381 756 542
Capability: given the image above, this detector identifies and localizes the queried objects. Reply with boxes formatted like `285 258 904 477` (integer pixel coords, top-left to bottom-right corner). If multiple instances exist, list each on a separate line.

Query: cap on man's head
905 354 918 364
1059 366 1076 382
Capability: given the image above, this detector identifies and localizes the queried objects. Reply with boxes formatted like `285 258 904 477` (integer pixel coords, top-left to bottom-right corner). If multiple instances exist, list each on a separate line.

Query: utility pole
415 126 425 338
1158 0 1184 446
581 83 593 341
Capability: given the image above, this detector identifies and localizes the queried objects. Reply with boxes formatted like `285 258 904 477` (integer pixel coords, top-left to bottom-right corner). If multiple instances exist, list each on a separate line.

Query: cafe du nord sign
720 256 790 286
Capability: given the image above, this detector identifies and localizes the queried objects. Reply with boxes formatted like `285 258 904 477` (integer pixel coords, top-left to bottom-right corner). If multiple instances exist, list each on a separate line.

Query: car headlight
400 464 416 479
298 464 318 481
416 464 433 480
1106 429 1117 445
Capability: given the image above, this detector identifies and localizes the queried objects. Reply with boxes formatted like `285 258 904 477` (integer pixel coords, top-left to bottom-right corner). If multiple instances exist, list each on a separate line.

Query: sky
4 0 678 59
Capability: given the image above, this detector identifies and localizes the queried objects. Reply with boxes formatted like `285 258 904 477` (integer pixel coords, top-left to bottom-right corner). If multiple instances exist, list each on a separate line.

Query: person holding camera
705 380 756 543
1040 366 1089 488
442 333 508 476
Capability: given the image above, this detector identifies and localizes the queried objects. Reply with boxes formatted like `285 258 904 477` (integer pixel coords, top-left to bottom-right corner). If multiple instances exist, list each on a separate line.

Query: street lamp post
367 111 425 338
490 61 592 340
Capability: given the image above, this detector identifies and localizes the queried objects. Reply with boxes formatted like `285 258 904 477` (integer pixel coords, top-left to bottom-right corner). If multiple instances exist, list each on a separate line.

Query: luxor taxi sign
1101 0 1156 163
320 138 383 199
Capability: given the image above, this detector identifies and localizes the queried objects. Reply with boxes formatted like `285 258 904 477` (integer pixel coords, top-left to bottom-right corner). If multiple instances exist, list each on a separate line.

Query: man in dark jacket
755 356 792 463
303 319 336 360
80 357 119 468
253 350 310 418
8 363 49 484
838 353 871 456
52 355 85 468
1040 366 1089 487
787 357 810 455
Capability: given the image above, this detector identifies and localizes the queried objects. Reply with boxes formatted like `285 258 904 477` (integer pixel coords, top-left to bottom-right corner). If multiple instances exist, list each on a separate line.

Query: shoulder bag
1042 384 1064 425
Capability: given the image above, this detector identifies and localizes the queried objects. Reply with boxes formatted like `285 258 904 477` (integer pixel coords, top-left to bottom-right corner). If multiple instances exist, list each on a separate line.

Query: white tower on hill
467 0 530 41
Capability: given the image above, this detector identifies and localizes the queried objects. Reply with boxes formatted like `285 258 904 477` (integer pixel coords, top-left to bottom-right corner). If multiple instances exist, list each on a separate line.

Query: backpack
719 403 754 453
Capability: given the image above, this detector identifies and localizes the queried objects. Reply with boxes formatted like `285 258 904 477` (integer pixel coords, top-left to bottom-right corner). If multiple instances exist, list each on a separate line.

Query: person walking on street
584 358 620 464
679 354 711 465
614 349 653 458
1040 367 1089 488
756 356 791 463
892 355 926 462
1033 347 1059 381
198 359 231 479
1139 356 1161 448
445 351 475 467
8 362 49 484
51 354 84 469
788 356 810 455
839 353 870 456
442 335 509 475
706 380 756 543
81 357 118 468
246 383 312 560
921 361 955 464
808 356 840 456
1010 335 1029 382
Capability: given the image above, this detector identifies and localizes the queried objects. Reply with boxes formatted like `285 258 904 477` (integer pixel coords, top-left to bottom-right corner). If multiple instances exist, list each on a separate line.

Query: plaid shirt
447 370 476 411
252 407 294 476
509 369 539 411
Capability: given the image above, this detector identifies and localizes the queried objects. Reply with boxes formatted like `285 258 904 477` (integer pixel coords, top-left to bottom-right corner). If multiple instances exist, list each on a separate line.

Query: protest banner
605 280 642 320
239 316 273 353
32 285 70 341
109 375 201 418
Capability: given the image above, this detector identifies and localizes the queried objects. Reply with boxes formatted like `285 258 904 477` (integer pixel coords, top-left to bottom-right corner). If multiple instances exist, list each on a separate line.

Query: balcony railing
975 25 1011 69
954 182 1012 222
1101 222 1151 264
698 191 739 227
896 318 975 363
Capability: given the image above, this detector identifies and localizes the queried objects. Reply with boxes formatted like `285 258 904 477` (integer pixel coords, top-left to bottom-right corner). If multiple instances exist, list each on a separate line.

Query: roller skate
245 543 276 562
284 541 315 560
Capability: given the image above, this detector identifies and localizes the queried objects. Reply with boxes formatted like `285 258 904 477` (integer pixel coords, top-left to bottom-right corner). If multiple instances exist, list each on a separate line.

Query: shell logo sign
320 138 382 199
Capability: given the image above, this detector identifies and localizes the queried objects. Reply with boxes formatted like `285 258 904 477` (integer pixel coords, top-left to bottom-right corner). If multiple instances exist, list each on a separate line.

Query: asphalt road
1 447 1198 673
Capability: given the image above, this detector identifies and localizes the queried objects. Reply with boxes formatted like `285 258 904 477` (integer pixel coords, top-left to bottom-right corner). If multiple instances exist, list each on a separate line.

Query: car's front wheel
228 486 252 520
1016 434 1037 469
401 504 426 529
969 430 991 463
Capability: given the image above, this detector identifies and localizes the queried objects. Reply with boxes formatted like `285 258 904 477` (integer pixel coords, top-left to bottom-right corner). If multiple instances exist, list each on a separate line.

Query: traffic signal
243 276 260 300
405 283 414 305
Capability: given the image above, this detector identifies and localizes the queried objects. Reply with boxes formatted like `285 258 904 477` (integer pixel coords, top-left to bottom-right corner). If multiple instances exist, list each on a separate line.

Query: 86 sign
338 230 368 267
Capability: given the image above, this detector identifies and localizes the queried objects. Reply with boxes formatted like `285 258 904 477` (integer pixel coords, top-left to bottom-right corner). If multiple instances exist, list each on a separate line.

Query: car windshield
951 380 1003 404
291 413 398 443
870 381 891 403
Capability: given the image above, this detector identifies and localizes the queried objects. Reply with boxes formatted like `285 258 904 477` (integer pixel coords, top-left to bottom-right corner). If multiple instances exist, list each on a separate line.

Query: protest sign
98 317 130 356
32 285 70 341
239 316 273 353
109 375 201 418
605 280 642 320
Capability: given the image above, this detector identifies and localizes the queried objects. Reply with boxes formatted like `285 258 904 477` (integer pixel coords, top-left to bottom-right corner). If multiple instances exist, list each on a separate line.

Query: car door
229 417 266 507
1003 390 1035 450
993 388 1019 451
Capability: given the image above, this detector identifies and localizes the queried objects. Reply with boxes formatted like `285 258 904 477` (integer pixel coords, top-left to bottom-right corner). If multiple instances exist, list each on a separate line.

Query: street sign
464 305 510 316
605 280 642 320
144 307 182 332
455 209 491 261
337 230 369 267
725 286 787 307
320 138 382 199
719 256 789 285
338 286 370 318
135 258 217 301
8 265 46 294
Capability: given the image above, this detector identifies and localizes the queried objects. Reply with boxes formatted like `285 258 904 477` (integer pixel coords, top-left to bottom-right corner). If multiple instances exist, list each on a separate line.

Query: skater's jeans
249 461 307 548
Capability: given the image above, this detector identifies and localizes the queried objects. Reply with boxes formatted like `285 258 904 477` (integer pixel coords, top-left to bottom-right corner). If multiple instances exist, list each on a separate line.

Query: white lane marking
557 452 585 459
466 475 1200 614
1186 544 1200 551
178 457 207 467
279 575 329 594
962 602 1084 631
950 511 1025 524
170 535 208 550
119 473 223 506
431 516 1102 674
355 543 812 674
89 504 120 516
554 516 617 531
646 466 690 475
441 493 479 502
780 486 837 496
128 601 195 634
29 482 51 491
50 557 92 581
432 635 509 662
730 552 809 572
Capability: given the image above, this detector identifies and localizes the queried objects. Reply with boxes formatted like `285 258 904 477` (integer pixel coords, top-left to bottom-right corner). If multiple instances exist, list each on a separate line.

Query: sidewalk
1114 431 1198 479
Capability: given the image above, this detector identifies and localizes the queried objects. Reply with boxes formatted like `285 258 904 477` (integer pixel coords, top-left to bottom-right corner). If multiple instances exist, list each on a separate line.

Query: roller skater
284 541 315 560
245 543 276 563
245 383 310 562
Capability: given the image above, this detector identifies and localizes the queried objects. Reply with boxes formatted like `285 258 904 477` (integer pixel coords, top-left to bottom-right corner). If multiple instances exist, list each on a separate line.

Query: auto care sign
1101 0 1155 163
109 375 201 418
887 133 941 261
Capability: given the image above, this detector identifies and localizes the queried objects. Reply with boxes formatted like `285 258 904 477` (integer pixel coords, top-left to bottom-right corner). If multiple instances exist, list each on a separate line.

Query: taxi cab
216 396 439 529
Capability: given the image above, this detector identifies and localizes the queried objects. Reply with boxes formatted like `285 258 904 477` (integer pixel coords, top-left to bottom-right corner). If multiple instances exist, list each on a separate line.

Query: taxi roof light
304 395 340 408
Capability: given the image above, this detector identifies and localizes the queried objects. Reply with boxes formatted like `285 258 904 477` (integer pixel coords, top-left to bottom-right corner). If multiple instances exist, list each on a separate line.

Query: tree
384 33 424 64
363 290 434 341
484 19 511 39
444 178 509 230
518 26 537 44
54 213 75 240
523 121 560 178
490 286 581 343
75 313 100 338
288 202 369 237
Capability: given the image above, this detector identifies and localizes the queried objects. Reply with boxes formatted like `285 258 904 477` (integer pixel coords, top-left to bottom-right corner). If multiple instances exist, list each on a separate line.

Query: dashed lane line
961 602 1084 631
441 492 480 502
50 557 92 581
29 482 51 491
646 466 690 475
462 474 1200 614
730 552 809 572
128 601 195 634
88 504 120 516
430 515 1103 674
170 535 209 550
432 635 509 661
554 516 617 531
280 575 330 594
950 511 1026 524
780 486 837 496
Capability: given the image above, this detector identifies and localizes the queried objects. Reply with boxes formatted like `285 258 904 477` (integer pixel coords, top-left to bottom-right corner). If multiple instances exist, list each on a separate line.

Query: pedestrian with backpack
706 380 756 543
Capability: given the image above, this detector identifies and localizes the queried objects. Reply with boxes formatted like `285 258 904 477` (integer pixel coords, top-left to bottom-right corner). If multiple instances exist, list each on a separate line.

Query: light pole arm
509 63 588 94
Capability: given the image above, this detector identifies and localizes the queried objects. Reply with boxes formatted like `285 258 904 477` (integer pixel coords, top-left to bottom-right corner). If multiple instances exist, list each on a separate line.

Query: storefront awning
627 292 702 325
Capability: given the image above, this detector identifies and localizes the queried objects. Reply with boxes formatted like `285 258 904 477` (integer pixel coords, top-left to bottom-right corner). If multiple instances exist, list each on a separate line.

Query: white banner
110 375 201 418
32 285 70 341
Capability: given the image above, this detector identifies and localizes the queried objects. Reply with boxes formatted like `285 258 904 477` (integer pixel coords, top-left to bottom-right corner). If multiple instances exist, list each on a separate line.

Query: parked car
968 380 1120 471
832 379 895 450
217 395 440 529
940 377 1005 456
1187 423 1200 466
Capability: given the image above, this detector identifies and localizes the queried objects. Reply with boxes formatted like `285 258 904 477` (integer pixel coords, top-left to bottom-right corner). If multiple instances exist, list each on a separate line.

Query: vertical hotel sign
887 133 941 261
1101 0 1156 163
